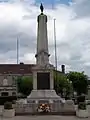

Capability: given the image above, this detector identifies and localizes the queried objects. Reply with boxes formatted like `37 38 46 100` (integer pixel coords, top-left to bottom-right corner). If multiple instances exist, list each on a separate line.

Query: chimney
61 65 65 74
20 62 24 65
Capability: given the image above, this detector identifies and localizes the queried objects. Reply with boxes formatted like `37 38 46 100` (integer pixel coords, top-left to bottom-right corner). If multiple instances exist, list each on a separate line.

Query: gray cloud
0 1 90 76
73 0 90 18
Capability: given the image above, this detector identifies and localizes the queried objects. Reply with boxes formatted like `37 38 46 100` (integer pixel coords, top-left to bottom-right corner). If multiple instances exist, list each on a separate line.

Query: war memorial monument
15 4 75 114
27 3 60 104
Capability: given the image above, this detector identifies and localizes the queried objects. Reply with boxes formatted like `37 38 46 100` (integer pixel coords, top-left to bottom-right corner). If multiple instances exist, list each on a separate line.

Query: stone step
16 111 76 116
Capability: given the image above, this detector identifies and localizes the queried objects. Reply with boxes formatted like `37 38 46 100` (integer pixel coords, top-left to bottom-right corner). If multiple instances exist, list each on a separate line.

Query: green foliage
0 96 17 105
4 102 13 109
17 71 88 98
77 95 85 104
78 102 86 110
17 76 33 96
67 72 88 95
54 71 72 97
12 100 16 104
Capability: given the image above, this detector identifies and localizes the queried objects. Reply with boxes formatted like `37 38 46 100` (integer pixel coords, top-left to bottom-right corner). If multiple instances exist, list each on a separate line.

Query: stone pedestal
32 65 54 90
27 65 60 103
27 90 60 103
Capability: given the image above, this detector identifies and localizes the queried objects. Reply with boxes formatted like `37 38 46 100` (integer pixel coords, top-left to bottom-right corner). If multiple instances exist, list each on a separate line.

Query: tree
54 71 72 98
67 71 88 95
17 76 33 96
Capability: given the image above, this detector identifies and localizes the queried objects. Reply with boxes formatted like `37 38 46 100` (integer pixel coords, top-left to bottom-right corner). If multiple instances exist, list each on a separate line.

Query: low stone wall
14 100 75 115
15 103 38 114
50 100 75 113
87 105 90 117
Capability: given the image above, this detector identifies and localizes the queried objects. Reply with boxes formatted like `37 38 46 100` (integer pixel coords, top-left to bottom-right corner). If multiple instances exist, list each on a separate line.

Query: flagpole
52 1 58 93
54 19 57 71
17 37 19 64
54 18 58 93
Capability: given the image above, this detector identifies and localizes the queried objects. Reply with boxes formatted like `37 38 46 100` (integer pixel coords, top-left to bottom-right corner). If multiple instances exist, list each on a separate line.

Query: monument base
15 92 75 114
27 90 60 103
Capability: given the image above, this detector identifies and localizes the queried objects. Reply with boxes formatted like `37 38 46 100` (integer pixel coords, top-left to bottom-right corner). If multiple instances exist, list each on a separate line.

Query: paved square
0 116 89 120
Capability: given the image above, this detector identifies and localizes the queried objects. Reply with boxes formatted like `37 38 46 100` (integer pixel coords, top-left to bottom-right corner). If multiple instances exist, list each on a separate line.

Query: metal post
54 19 58 93
17 38 19 64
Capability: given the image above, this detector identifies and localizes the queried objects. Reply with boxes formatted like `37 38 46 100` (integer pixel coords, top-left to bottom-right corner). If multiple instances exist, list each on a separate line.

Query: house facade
0 63 35 97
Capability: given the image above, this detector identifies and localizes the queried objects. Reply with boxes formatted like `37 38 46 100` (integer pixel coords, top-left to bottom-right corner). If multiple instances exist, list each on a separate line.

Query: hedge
0 96 17 105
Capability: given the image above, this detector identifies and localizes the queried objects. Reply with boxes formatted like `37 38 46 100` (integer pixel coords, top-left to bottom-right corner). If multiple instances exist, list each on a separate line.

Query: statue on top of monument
40 3 44 13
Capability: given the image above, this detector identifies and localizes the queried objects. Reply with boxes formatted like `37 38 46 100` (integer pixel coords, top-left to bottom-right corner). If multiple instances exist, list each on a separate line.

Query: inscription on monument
37 72 50 90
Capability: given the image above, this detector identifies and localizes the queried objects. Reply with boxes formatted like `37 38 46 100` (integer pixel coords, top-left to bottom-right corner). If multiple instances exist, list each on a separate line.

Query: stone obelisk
27 4 59 103
35 3 50 66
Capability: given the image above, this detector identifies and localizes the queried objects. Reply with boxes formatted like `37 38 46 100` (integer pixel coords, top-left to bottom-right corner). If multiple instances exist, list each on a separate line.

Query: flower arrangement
37 103 50 113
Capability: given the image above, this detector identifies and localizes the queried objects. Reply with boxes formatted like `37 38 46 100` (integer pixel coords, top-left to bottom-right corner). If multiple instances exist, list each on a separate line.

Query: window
12 92 16 96
12 77 16 85
3 78 8 86
1 92 8 96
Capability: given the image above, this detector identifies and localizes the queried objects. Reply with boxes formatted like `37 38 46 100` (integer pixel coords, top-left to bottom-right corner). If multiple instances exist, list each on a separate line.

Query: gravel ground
0 105 90 120
0 115 90 120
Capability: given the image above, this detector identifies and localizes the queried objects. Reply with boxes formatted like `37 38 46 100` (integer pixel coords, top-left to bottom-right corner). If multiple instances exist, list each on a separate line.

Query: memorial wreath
37 103 50 113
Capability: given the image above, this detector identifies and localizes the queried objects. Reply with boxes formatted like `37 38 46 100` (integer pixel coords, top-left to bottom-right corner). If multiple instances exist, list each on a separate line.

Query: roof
0 64 35 75
0 63 63 75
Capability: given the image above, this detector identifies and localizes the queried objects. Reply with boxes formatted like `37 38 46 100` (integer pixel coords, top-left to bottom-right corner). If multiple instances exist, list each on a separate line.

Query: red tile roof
0 64 35 75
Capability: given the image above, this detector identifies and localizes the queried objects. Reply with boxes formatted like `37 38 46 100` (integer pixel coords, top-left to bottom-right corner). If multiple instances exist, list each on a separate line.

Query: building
0 63 64 97
0 63 35 97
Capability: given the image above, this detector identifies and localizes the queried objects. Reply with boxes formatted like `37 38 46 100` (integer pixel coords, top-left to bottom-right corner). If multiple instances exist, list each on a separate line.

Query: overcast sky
0 0 90 76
